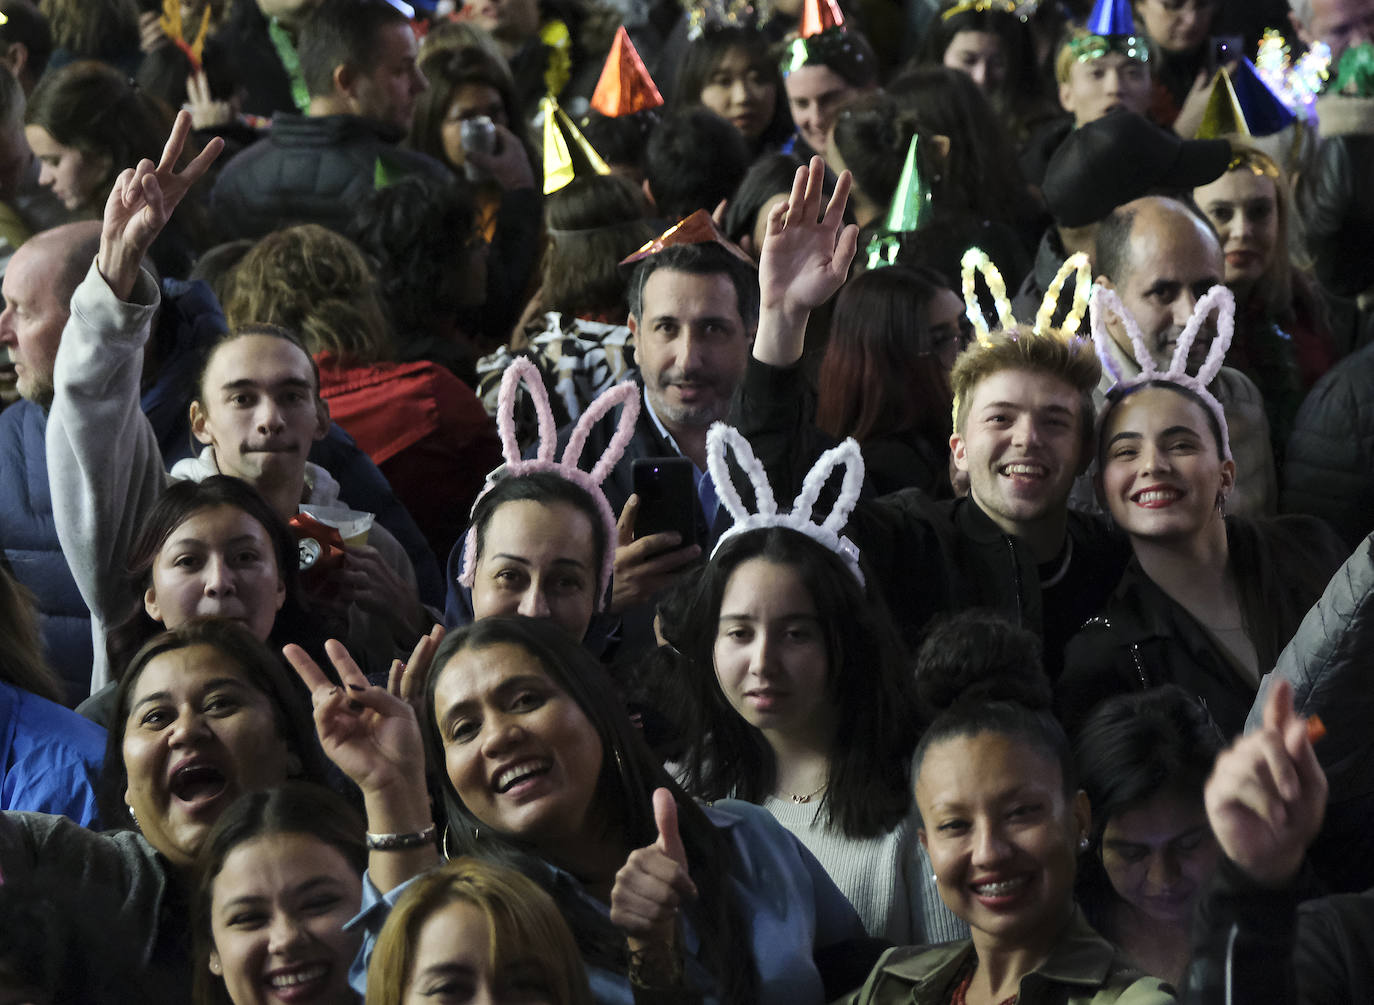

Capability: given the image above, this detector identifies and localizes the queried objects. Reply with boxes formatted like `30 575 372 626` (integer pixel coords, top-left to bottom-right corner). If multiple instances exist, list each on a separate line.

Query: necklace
788 782 827 804
1039 535 1074 588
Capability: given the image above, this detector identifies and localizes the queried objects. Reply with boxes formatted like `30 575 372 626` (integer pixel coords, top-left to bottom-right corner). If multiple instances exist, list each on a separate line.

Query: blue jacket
0 680 105 825
0 401 91 704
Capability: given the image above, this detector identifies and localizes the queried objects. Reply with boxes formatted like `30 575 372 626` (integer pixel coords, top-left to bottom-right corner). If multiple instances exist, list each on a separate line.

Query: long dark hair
1072 686 1221 925
672 26 793 149
661 527 918 838
98 618 329 832
421 616 759 1002
106 476 317 679
192 783 366 1005
817 265 955 447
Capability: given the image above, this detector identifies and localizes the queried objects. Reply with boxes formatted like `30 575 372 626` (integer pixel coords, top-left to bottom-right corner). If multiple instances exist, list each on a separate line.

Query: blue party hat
1086 0 1135 36
1229 57 1298 136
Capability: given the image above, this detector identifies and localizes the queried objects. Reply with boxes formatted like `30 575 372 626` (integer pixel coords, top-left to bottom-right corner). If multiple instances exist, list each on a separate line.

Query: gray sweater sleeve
45 261 163 694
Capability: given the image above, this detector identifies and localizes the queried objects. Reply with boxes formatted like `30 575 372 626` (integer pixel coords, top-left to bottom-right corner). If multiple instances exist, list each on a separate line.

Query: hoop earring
441 824 451 861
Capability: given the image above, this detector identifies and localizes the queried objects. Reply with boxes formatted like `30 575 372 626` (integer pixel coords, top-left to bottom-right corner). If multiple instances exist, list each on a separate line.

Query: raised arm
753 155 856 367
47 112 223 691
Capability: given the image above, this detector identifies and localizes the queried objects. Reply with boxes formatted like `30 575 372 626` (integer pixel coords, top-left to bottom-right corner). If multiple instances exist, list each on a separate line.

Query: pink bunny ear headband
458 357 640 609
706 422 867 587
1089 283 1236 461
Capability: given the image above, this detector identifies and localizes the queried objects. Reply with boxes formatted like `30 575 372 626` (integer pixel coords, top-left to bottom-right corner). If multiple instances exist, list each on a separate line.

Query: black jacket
1282 342 1374 550
1058 516 1346 739
208 114 451 241
732 357 1129 676
1184 857 1374 1005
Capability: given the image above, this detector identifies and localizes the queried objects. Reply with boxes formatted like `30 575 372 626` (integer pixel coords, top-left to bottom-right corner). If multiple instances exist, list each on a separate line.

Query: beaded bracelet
365 823 436 851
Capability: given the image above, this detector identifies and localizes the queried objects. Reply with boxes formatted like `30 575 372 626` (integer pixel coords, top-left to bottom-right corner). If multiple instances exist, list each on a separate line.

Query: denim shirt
347 799 867 1004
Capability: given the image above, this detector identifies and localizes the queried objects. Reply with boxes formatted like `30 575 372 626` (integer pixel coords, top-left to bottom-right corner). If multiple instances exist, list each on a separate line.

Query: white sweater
762 796 969 946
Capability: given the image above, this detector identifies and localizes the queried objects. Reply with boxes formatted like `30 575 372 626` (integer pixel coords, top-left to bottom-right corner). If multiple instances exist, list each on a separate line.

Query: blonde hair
949 327 1101 456
365 858 593 1005
1053 26 1154 84
222 225 394 364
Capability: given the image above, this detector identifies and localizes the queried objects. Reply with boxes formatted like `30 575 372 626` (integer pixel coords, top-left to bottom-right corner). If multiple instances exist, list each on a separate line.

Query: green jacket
839 911 1175 1005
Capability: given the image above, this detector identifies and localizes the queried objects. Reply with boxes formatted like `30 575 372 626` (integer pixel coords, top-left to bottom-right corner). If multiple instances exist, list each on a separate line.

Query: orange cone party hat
590 26 664 117
800 0 844 37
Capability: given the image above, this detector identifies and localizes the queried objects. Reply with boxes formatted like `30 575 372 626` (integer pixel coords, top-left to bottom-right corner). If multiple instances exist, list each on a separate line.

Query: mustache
656 367 717 388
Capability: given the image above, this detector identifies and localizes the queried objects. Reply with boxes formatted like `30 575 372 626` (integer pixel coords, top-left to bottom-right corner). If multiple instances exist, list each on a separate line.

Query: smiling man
1092 195 1277 516
738 157 1129 679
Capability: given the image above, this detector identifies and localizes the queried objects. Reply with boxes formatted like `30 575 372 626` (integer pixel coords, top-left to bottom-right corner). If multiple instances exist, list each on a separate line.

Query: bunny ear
960 247 1016 346
707 423 777 525
1035 252 1093 339
496 357 558 464
788 438 865 534
560 380 642 484
1171 285 1235 387
1089 285 1153 382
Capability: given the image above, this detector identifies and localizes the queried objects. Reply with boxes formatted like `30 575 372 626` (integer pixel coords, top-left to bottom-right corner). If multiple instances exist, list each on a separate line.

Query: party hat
1228 57 1298 135
800 0 845 37
1085 0 1135 37
865 135 933 269
619 209 755 267
590 26 664 117
1195 69 1249 138
542 95 612 194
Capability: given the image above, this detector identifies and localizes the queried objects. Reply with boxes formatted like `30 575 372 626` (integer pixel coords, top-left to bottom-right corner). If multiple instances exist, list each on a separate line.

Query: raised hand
284 639 425 798
1205 679 1328 887
755 155 857 366
98 109 224 299
387 622 447 722
610 788 698 956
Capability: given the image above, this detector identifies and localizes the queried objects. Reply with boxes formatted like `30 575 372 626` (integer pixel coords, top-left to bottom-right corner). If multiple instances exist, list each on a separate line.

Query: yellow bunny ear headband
950 248 1094 429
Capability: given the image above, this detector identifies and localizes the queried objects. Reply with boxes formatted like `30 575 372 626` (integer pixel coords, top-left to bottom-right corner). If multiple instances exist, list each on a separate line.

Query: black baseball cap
1042 110 1232 227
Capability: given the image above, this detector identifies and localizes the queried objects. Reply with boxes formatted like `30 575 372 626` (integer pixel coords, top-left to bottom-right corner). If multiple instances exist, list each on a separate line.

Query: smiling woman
0 618 328 1003
193 783 367 1005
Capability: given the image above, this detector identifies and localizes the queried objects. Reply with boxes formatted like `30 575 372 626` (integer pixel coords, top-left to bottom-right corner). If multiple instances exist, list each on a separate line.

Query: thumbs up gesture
610 788 699 954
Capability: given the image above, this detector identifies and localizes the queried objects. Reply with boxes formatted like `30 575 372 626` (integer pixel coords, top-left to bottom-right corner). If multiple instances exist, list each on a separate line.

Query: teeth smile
1002 464 1046 476
973 877 1029 896
270 964 327 988
494 762 547 793
1134 489 1181 504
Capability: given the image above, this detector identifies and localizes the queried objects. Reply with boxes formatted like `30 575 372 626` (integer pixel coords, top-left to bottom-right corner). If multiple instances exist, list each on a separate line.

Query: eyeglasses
1068 34 1151 63
928 315 975 354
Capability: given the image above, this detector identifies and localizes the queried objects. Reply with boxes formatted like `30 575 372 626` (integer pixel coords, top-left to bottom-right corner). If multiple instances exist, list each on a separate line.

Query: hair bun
914 610 1051 724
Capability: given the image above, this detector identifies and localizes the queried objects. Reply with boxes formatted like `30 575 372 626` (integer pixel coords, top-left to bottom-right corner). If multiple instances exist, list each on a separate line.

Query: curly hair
38 0 137 61
222 225 394 364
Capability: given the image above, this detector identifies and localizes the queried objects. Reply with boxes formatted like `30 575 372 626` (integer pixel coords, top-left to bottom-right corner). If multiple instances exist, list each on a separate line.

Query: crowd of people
0 0 1372 1001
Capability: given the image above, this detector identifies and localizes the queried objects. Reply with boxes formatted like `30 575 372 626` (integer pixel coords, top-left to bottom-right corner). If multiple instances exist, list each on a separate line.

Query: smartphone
1208 35 1243 75
632 457 697 547
460 115 498 156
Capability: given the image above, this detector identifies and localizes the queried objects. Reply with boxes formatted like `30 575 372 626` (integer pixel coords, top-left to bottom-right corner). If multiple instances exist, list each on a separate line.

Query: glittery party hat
865 135 933 269
1195 68 1249 138
590 26 664 117
1085 0 1135 37
542 95 612 194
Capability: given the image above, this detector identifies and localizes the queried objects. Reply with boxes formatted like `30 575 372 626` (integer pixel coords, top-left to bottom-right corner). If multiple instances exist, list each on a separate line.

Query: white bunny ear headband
1089 283 1236 461
706 422 867 587
459 357 640 609
951 247 1095 429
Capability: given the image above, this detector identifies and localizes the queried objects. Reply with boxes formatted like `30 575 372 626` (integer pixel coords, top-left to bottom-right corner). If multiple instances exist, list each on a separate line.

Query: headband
1089 284 1236 460
706 423 866 586
953 247 1093 428
1067 33 1150 64
458 358 640 608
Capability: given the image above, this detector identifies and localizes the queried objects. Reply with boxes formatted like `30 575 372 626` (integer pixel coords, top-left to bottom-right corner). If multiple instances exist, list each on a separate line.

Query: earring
1215 491 1227 516
128 805 140 831
1078 835 1090 852
930 872 938 883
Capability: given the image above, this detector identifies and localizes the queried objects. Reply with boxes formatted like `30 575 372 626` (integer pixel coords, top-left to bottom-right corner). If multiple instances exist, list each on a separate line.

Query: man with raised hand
735 156 1128 678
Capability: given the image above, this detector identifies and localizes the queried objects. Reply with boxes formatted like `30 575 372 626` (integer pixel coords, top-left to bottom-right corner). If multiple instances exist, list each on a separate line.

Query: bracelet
365 823 436 851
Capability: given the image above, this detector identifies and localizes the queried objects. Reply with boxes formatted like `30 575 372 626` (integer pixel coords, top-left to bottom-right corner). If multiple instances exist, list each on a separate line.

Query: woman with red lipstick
672 27 793 155
0 618 329 1003
1057 379 1345 739
844 675 1174 1004
658 525 964 944
1073 687 1222 987
193 783 366 1005
1192 146 1339 455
